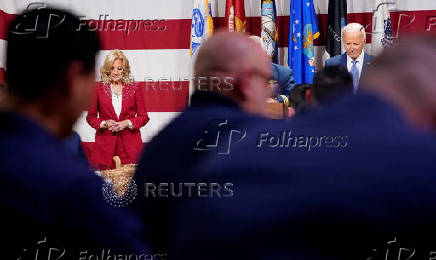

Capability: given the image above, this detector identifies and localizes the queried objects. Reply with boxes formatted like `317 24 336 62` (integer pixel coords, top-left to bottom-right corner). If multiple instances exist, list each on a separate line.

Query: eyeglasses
249 68 273 83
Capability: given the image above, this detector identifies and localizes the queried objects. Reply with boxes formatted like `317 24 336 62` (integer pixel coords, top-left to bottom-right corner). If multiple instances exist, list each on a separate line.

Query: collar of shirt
347 51 364 78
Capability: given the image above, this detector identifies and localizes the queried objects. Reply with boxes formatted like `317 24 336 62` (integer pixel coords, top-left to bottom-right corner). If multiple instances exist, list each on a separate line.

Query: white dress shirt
100 85 133 129
111 85 122 118
346 52 364 79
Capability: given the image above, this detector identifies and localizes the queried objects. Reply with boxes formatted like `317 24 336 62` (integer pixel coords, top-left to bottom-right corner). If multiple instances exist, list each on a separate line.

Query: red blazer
86 82 149 167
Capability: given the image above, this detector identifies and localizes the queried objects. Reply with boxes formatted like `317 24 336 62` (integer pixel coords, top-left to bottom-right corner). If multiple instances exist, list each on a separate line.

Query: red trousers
98 136 132 170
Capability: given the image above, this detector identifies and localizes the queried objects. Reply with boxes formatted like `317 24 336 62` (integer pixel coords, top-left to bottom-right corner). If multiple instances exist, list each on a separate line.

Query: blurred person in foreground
325 23 373 92
311 66 354 105
0 83 6 108
289 67 353 118
289 83 312 116
154 35 436 259
249 35 295 107
133 31 273 250
61 130 89 167
1 8 149 258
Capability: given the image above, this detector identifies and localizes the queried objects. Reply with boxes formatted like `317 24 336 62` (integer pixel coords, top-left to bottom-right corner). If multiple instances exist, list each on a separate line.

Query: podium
266 102 288 119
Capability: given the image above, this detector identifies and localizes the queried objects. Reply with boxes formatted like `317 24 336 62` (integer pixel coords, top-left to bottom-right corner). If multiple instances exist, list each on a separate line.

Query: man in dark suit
271 63 295 106
325 23 373 92
133 31 273 250
146 35 436 259
1 8 149 258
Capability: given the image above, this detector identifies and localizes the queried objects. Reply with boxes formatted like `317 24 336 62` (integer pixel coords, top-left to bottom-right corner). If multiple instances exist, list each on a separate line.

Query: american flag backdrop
1 0 435 159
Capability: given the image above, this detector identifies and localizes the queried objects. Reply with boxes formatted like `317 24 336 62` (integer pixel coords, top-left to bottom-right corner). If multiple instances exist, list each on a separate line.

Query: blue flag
288 0 319 84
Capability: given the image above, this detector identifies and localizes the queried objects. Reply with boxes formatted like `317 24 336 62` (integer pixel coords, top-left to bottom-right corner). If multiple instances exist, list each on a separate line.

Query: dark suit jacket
325 52 373 79
133 90 268 251
146 93 436 259
0 112 150 258
272 63 295 104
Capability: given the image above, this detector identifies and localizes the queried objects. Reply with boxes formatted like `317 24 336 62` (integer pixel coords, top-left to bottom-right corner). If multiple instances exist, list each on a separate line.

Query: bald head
248 35 267 52
195 32 268 78
361 34 436 132
194 31 272 115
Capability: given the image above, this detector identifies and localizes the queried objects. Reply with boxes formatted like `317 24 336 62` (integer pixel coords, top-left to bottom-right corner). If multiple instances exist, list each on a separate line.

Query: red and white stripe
1 0 435 156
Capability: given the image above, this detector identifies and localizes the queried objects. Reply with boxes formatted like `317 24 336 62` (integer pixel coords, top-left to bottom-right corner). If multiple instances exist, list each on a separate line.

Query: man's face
343 31 365 59
70 67 96 120
245 50 272 115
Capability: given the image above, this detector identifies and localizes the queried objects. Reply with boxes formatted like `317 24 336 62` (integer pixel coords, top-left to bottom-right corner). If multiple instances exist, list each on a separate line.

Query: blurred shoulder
272 63 291 73
325 54 344 66
364 52 375 62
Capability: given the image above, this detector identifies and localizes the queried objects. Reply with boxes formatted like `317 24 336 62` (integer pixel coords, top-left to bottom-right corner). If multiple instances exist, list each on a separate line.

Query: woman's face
110 58 124 84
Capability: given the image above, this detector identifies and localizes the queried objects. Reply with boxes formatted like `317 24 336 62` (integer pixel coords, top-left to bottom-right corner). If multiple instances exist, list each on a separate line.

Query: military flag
326 0 347 57
190 0 214 57
372 0 393 55
288 0 319 84
261 0 278 63
225 0 246 32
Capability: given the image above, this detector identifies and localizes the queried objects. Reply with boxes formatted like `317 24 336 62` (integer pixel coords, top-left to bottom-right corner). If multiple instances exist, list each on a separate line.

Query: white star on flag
297 32 301 38
295 20 299 24
295 46 298 50
307 2 310 6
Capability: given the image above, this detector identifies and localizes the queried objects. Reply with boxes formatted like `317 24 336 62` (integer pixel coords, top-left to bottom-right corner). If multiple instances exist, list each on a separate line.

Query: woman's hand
102 119 117 129
109 120 130 133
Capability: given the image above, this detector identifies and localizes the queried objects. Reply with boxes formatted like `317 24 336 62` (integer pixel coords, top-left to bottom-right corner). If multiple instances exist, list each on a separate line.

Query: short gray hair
342 23 366 41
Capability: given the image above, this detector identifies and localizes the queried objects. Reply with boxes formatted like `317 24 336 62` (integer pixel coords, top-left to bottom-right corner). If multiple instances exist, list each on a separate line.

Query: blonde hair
100 49 133 84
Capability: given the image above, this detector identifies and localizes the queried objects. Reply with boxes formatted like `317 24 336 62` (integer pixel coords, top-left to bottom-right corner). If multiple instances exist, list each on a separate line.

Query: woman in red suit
87 50 149 169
